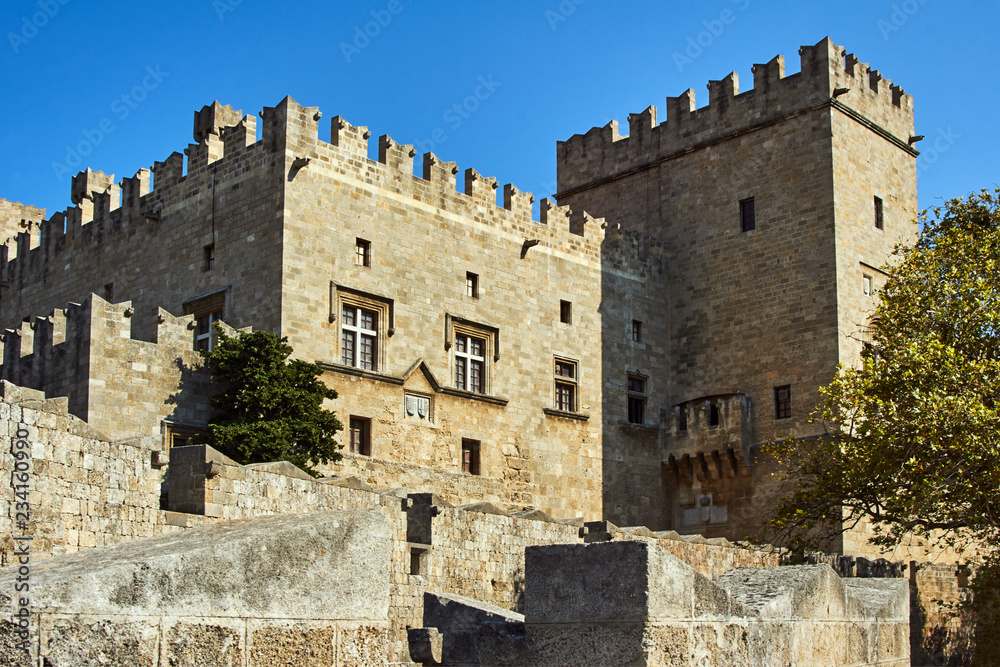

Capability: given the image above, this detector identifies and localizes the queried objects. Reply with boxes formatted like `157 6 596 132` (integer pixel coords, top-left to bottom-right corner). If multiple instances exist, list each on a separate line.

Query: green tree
197 327 342 475
765 188 1000 554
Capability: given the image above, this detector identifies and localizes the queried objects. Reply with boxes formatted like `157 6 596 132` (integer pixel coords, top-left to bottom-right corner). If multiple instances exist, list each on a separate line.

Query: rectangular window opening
342 305 378 371
349 416 371 456
355 238 372 267
874 196 884 230
631 320 642 343
775 386 791 420
708 402 720 427
740 197 756 232
560 300 573 325
455 333 486 393
554 359 578 412
195 311 221 352
677 407 687 432
626 374 647 424
466 272 479 298
461 438 481 475
103 282 114 302
409 547 427 576
863 274 872 296
203 243 215 272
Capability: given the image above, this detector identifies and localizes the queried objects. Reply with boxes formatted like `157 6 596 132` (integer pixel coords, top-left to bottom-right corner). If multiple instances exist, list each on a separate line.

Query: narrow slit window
632 320 642 343
863 274 872 296
740 197 756 232
560 300 572 325
466 272 479 298
677 407 687 432
708 402 720 427
461 438 480 475
627 374 647 424
355 238 371 267
874 196 884 230
203 243 215 272
775 386 791 420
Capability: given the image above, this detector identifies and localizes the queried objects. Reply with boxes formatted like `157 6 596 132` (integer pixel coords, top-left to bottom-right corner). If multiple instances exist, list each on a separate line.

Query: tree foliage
197 327 342 475
765 188 1000 554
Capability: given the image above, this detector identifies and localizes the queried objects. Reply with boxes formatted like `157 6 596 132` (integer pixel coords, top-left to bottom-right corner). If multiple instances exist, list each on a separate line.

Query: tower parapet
557 37 916 197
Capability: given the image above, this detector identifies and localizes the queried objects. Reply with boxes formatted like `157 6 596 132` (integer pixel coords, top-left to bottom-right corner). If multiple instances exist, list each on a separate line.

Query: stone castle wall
1 294 213 441
557 37 919 539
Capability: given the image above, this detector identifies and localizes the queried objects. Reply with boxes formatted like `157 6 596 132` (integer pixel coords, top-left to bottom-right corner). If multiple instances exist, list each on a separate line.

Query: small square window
349 416 371 456
740 197 756 232
461 438 480 475
554 359 578 412
863 275 872 296
560 300 572 325
355 238 371 267
874 196 884 230
626 374 647 424
775 386 791 420
203 243 215 272
466 272 479 298
631 320 642 343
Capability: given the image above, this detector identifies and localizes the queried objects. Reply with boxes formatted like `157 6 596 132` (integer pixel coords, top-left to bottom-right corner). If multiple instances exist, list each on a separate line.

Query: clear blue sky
0 0 995 219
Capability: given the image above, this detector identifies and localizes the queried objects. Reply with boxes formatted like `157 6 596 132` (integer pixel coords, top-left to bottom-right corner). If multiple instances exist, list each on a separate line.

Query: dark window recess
626 375 647 424
103 283 114 302
874 196 884 230
560 300 573 324
349 416 371 456
740 197 756 232
632 320 642 343
203 244 215 271
775 386 791 420
461 438 480 475
678 407 687 432
409 547 426 576
708 402 720 427
466 272 479 298
355 238 371 267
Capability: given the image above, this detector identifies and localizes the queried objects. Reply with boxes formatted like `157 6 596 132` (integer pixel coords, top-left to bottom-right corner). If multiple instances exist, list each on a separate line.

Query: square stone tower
557 37 919 544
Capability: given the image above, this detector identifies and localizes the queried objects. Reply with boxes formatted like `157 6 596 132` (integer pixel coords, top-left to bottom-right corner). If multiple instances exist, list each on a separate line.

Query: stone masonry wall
0 382 211 567
0 104 284 342
1 294 214 441
556 37 919 542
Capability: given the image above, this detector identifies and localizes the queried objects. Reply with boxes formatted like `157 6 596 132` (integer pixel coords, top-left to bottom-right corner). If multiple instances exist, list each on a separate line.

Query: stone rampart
0 382 210 567
1 294 213 441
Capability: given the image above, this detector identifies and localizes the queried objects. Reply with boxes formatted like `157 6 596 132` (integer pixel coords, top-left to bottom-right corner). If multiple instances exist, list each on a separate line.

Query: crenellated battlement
557 37 917 196
1 92 645 294
0 293 216 439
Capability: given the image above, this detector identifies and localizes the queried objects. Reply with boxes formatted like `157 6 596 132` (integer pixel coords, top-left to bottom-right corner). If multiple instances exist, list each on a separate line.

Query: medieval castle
0 38 956 665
